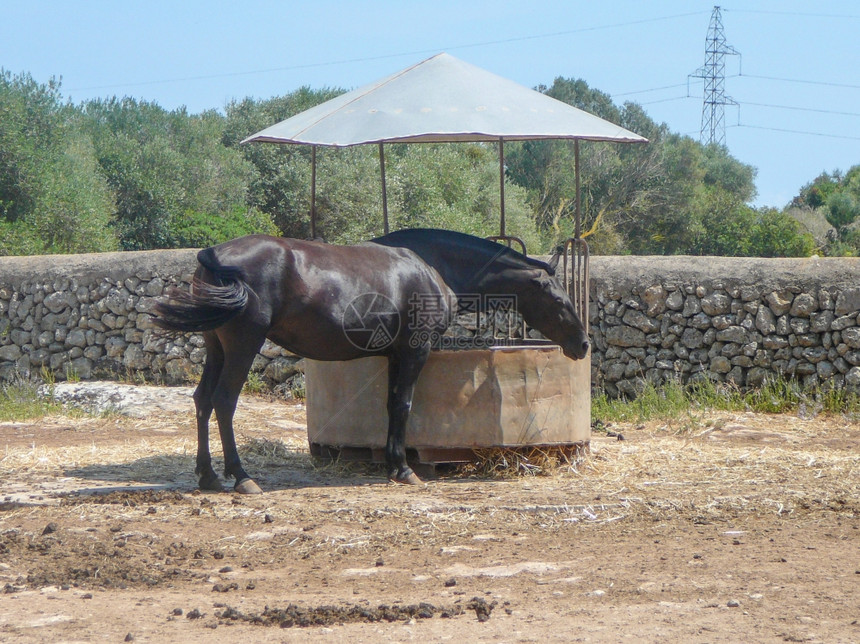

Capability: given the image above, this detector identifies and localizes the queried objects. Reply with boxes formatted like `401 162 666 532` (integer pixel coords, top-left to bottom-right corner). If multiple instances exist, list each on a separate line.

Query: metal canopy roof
242 53 647 147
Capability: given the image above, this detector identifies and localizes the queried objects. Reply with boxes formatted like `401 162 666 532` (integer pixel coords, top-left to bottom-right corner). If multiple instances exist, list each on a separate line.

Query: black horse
153 230 589 494
372 228 590 360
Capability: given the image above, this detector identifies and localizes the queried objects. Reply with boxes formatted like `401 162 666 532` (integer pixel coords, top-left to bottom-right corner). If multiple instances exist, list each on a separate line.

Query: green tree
793 171 840 209
0 70 117 255
790 165 860 256
224 87 346 239
748 207 815 257
81 98 274 250
388 143 540 250
825 192 859 231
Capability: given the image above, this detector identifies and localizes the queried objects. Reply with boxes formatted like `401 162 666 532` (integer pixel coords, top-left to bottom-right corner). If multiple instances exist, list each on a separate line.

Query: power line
68 11 710 93
730 123 860 141
610 69 860 102
737 73 860 91
724 8 860 20
741 101 860 118
639 95 695 106
611 82 690 97
607 90 859 119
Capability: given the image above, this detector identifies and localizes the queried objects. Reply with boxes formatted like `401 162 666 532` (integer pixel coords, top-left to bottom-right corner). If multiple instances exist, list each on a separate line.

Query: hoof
234 478 263 495
388 470 423 486
198 474 223 492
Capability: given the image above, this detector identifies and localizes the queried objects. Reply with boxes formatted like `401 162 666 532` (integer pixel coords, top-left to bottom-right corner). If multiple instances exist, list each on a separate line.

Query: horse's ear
546 246 563 275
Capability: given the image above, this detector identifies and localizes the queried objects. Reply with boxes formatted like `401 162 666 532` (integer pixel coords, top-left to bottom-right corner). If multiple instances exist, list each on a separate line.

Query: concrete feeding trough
306 342 590 465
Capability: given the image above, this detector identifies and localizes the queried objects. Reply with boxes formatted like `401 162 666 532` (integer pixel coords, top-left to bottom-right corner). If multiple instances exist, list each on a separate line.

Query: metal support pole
498 138 506 237
379 142 389 235
310 146 317 239
574 139 581 238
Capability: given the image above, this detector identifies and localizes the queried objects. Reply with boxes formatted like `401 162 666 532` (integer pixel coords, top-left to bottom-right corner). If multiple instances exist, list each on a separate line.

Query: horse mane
373 228 556 275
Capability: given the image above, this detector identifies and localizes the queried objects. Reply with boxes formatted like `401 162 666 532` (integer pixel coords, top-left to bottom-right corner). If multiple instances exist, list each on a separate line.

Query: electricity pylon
689 6 740 146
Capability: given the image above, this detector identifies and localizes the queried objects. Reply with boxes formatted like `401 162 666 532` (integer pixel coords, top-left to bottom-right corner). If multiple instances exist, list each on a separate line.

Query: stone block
701 292 731 316
0 344 22 361
715 326 747 344
789 293 817 317
766 290 793 316
642 284 666 316
606 325 647 348
710 356 731 373
755 306 776 334
842 327 860 349
835 288 860 316
622 309 660 333
665 290 684 311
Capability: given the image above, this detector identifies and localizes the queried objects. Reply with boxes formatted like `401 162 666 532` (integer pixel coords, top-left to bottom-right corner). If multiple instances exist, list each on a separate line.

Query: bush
0 71 117 254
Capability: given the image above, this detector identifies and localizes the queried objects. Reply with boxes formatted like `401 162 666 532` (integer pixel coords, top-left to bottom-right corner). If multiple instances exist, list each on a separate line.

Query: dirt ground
0 384 858 643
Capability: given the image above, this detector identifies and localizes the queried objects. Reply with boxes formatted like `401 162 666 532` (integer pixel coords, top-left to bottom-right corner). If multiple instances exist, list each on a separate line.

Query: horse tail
152 247 250 332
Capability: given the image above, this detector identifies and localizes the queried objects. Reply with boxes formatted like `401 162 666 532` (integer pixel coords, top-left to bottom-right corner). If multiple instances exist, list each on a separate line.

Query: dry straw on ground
1 403 857 530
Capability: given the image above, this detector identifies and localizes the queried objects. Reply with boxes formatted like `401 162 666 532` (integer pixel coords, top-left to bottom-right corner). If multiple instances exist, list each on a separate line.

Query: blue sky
3 1 858 208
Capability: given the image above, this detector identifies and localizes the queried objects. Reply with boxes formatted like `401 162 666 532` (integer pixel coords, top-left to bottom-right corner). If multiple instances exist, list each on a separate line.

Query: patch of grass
592 378 694 424
39 366 56 386
817 385 860 416
243 372 267 395
289 373 306 401
593 375 860 425
0 379 66 422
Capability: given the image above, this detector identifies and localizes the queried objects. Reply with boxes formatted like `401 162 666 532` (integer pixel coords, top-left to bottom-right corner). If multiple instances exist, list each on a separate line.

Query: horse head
518 254 590 360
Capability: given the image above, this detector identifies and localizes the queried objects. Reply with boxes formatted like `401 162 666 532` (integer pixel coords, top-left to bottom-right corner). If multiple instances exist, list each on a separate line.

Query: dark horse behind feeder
372 228 590 360
152 230 589 494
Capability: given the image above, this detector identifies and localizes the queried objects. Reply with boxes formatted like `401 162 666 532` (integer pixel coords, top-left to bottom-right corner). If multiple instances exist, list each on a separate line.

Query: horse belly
266 317 369 362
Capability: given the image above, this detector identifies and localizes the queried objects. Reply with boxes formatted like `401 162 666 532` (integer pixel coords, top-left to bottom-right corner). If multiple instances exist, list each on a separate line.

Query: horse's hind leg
193 331 224 491
386 345 430 485
211 327 266 494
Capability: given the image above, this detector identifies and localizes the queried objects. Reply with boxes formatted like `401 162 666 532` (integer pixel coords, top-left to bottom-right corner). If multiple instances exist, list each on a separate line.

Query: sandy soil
0 384 858 643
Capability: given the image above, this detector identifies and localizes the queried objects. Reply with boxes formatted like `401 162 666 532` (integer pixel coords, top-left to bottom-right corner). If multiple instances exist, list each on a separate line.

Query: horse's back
200 236 454 355
204 234 451 300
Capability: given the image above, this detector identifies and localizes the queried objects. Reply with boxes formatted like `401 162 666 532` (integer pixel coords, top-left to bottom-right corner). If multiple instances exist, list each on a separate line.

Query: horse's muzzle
564 339 590 360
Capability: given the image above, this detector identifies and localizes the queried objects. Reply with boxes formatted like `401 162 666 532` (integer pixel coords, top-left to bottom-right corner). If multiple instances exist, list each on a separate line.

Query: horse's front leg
386 346 430 485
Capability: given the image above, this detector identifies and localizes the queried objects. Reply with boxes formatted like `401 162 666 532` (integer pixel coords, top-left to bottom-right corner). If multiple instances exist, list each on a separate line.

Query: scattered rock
467 597 497 622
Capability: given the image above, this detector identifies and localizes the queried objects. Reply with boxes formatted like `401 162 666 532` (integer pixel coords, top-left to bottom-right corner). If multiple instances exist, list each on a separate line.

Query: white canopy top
242 53 647 147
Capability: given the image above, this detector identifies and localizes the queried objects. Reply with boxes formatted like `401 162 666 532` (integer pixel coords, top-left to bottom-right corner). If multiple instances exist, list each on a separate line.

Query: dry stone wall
0 249 302 387
587 255 860 396
1 250 859 396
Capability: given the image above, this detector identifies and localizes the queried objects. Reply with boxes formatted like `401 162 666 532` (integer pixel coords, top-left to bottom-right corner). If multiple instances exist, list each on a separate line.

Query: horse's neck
433 246 529 294
373 232 536 295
